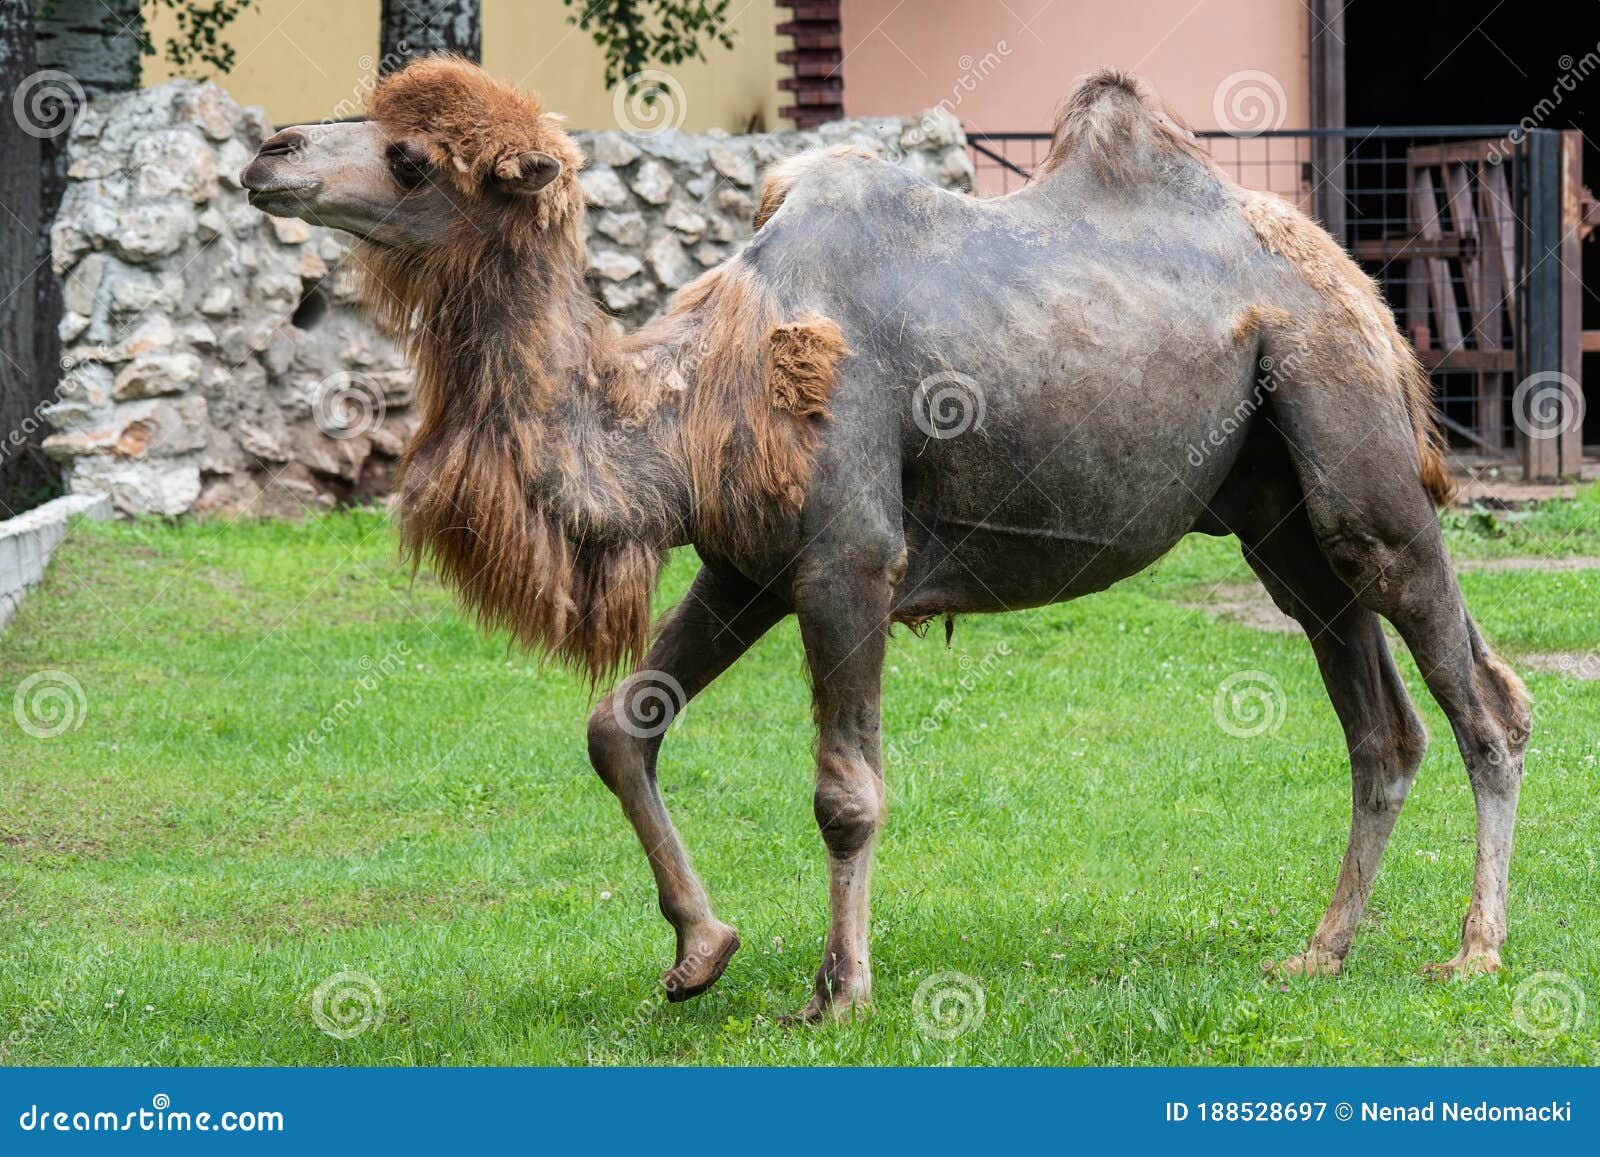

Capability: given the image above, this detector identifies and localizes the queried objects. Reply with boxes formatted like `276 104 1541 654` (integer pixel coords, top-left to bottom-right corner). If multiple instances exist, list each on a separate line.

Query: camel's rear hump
1039 69 1453 507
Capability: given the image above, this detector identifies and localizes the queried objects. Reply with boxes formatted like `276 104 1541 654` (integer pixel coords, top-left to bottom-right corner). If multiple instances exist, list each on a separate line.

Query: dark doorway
1346 0 1600 446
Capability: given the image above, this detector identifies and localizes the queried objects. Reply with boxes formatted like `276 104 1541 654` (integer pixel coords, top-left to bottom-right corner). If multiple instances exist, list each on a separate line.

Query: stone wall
43 81 972 518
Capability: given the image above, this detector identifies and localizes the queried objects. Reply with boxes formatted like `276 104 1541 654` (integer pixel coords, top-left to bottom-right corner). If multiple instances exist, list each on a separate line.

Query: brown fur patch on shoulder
627 265 851 540
1039 68 1207 184
754 145 880 229
769 313 847 419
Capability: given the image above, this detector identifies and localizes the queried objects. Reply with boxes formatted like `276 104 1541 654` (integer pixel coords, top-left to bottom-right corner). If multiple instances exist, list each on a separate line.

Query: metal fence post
1521 128 1577 480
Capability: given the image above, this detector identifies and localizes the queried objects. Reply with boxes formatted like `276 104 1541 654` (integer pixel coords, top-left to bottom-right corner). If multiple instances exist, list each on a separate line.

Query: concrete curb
0 493 113 632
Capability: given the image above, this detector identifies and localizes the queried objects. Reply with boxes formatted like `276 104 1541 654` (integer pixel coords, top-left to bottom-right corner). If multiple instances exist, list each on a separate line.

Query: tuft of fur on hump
753 145 880 229
1038 68 1204 183
1040 68 1454 507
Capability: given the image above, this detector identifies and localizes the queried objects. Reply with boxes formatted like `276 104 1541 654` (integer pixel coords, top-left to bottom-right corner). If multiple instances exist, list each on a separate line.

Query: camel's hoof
779 994 872 1026
1266 949 1344 977
1422 950 1501 980
661 923 740 1002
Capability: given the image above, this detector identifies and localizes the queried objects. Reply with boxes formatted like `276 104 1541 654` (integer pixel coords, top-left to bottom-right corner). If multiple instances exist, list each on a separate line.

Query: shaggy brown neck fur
357 209 691 686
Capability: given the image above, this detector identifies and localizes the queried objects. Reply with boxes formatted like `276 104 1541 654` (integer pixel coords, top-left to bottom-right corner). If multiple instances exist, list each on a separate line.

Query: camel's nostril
256 129 308 159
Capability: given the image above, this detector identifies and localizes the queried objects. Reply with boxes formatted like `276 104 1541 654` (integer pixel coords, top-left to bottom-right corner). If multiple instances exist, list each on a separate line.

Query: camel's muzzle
240 129 320 208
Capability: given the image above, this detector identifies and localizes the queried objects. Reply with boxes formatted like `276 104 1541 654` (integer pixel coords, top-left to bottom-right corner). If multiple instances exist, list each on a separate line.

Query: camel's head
240 57 584 252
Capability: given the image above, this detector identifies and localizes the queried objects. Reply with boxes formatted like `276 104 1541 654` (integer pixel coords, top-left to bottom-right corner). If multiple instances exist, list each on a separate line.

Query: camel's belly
892 363 1253 616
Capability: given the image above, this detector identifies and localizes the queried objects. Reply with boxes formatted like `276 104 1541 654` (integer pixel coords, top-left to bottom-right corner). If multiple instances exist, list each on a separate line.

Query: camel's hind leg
1267 374 1531 974
587 564 788 1000
1231 481 1428 975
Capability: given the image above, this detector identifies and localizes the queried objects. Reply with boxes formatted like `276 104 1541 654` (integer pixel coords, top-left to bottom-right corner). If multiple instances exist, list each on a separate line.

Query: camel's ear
494 150 563 195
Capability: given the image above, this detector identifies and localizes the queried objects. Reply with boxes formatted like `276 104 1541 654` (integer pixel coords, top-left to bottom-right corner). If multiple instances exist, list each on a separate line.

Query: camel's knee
587 697 653 795
1312 526 1404 607
814 753 883 859
1354 706 1428 813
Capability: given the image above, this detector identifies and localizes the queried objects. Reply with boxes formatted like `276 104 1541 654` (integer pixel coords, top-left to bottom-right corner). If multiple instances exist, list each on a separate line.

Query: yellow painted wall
143 0 787 132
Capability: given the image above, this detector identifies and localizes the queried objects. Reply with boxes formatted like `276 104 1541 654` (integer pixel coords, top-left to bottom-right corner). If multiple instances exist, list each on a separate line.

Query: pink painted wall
841 0 1312 195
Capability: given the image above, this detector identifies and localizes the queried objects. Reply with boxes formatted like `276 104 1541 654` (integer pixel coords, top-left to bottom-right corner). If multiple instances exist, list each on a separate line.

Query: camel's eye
386 140 430 190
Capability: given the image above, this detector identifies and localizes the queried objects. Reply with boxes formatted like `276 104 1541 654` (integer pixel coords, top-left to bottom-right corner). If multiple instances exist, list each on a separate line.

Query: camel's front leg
588 564 788 1000
789 556 895 1021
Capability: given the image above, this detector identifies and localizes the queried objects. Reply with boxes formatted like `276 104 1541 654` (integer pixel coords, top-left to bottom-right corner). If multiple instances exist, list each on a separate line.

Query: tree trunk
379 0 481 73
18 0 143 514
0 0 46 514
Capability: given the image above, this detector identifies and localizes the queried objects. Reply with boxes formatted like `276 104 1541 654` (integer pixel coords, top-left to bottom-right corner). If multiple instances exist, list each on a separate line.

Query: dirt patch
1182 583 1300 634
0 829 109 861
1516 652 1600 679
1453 479 1579 507
1456 556 1600 573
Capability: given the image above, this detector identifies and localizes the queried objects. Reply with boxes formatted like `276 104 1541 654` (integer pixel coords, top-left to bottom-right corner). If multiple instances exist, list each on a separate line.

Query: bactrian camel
241 58 1530 1021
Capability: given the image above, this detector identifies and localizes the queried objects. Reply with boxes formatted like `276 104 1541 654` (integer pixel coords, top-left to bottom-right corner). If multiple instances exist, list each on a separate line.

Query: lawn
1 492 1597 1066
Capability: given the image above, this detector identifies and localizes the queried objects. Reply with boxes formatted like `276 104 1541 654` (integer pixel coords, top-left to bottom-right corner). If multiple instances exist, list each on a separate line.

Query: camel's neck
365 232 693 682
401 240 692 546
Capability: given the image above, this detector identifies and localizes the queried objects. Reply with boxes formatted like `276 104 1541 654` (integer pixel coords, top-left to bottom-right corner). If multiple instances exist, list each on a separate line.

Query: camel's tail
1405 360 1457 508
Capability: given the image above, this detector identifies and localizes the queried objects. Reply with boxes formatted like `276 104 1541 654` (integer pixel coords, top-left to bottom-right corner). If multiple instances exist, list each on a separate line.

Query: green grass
2 494 1598 1067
